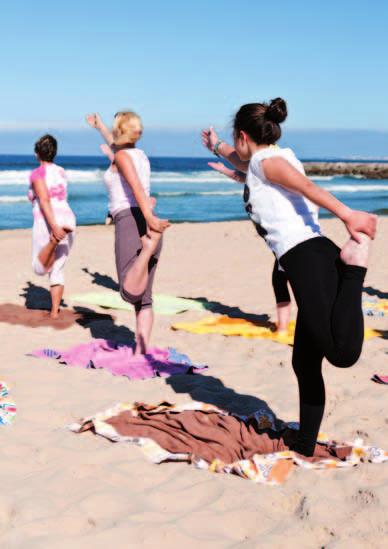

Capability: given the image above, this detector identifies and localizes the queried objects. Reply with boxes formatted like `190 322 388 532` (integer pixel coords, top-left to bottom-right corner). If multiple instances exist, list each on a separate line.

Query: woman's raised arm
86 113 114 147
201 126 249 173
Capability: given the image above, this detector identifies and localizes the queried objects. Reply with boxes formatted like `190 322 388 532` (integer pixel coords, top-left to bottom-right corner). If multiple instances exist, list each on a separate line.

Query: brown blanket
0 304 114 330
105 406 352 464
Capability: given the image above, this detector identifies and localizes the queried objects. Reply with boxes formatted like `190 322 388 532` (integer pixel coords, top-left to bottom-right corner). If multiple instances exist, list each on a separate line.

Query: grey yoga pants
114 207 162 312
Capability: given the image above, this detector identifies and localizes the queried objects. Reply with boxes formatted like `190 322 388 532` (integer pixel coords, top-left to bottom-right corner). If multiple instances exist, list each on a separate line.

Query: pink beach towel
29 339 207 380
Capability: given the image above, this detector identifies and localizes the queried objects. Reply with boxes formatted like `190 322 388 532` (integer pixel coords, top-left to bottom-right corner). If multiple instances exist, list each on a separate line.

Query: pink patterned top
29 163 76 226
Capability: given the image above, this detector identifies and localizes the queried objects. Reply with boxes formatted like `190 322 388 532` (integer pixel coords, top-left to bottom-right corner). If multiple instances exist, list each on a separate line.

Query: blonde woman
86 111 169 354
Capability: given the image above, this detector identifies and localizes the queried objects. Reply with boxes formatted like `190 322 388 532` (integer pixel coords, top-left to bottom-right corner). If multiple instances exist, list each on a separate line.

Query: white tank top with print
244 145 321 259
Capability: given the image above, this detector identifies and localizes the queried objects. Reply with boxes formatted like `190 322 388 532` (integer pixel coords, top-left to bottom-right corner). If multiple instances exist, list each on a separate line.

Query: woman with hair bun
29 134 76 319
202 98 377 457
86 111 169 354
202 99 295 333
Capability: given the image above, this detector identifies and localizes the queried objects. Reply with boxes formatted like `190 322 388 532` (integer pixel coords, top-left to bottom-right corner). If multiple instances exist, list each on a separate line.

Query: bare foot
50 309 60 320
141 230 162 256
340 233 371 268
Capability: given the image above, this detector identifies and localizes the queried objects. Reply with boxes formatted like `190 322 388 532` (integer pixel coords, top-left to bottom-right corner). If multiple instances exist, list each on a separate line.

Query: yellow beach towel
172 316 379 345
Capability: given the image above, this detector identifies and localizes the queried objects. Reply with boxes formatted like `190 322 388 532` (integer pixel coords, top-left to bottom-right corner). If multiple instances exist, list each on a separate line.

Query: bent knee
120 285 143 305
32 259 46 276
329 349 362 369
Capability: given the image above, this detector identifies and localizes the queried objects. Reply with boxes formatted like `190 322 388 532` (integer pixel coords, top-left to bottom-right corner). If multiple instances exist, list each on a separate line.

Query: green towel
70 292 205 315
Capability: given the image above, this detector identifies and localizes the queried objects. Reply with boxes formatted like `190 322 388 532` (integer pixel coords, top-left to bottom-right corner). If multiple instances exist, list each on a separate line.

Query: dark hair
233 98 287 145
34 134 57 162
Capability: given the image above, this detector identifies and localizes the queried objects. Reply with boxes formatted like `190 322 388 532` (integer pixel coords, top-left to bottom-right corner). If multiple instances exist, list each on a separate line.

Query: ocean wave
0 171 30 184
0 169 105 185
154 190 242 197
0 195 29 203
310 175 335 181
66 169 105 182
0 169 231 185
323 184 388 192
312 174 369 181
151 171 233 183
2 167 386 187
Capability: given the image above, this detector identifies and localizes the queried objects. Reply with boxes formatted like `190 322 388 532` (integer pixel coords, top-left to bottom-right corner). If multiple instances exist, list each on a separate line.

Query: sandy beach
0 218 387 548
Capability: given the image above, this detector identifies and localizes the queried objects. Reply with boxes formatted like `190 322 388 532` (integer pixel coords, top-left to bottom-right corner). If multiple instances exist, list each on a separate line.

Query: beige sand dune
0 218 387 548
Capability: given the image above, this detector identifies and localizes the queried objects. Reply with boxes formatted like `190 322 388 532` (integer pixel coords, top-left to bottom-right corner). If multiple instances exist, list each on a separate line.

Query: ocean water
0 154 387 230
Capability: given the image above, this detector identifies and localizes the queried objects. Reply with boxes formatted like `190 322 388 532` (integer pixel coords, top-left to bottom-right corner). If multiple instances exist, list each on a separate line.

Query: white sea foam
151 171 232 183
0 169 105 185
1 168 387 193
0 171 30 185
324 184 388 192
0 169 231 185
310 175 335 181
155 190 242 197
66 169 105 182
0 196 28 203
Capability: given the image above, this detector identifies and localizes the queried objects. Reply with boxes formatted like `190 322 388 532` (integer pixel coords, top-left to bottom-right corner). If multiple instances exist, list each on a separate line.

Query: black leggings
272 259 291 304
280 236 366 456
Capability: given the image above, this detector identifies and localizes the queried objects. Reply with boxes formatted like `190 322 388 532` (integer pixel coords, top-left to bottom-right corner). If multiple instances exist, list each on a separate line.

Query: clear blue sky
0 0 387 154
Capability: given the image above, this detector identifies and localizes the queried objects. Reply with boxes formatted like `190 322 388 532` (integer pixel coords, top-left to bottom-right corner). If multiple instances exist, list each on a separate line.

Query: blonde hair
113 111 143 145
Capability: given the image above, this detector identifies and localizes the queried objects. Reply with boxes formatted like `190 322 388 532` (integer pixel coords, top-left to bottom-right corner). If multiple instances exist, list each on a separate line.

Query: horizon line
1 125 388 134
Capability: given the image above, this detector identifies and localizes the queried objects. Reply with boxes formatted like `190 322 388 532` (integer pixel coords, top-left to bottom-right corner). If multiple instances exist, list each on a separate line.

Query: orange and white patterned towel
68 401 388 486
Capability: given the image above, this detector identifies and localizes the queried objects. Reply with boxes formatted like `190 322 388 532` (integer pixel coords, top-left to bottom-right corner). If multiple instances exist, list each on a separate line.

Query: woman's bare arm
86 113 114 147
208 161 246 183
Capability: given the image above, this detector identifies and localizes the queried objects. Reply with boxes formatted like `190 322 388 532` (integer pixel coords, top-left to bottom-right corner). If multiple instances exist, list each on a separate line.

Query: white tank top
244 145 321 259
103 148 151 215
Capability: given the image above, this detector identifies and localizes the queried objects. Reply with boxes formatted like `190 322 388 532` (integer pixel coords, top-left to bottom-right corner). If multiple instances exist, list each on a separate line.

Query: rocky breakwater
304 162 388 179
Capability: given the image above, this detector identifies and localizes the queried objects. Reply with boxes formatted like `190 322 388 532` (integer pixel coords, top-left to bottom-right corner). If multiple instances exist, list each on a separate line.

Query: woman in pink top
29 135 76 319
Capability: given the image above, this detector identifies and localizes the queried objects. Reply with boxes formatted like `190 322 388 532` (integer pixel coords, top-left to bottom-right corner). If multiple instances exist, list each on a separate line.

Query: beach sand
0 218 387 548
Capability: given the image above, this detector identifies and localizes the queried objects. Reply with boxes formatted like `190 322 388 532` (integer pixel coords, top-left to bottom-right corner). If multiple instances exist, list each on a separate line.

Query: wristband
213 140 224 157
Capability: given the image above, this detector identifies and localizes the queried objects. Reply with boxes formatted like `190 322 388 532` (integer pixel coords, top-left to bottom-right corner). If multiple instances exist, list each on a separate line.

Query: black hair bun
266 98 287 123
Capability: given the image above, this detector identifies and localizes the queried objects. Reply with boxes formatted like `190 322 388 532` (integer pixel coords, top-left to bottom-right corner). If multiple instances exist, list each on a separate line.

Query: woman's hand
146 213 170 234
208 161 246 183
85 113 103 130
51 225 68 242
342 210 377 241
201 126 219 153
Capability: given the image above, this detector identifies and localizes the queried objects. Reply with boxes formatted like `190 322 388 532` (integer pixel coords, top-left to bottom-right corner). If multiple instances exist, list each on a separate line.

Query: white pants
32 218 74 286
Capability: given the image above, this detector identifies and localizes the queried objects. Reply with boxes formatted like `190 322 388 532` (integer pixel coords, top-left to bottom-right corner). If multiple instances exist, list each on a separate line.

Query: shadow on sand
18 282 135 344
165 373 282 422
179 295 273 327
363 286 388 300
20 281 67 310
82 267 119 292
